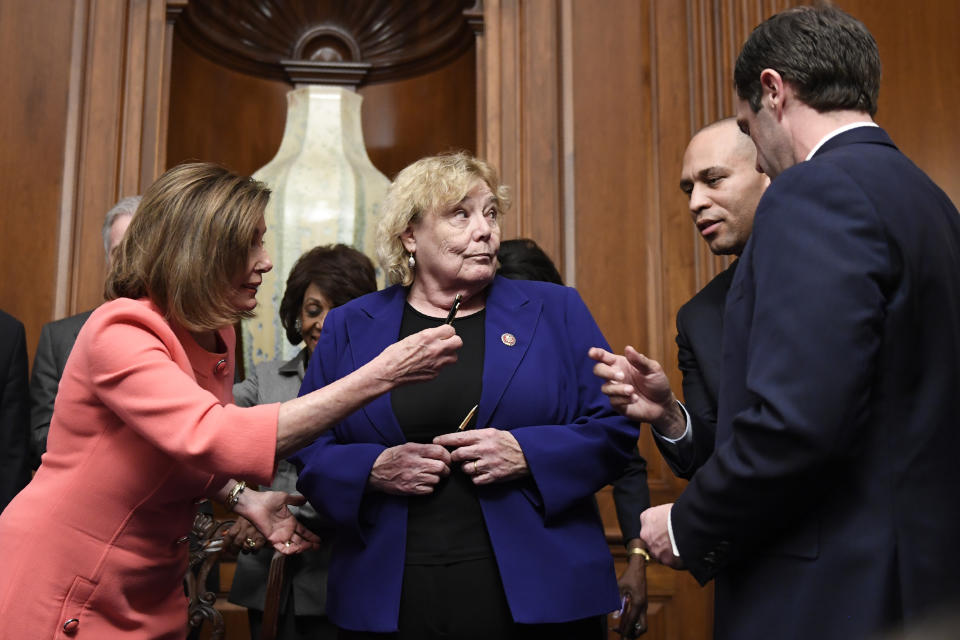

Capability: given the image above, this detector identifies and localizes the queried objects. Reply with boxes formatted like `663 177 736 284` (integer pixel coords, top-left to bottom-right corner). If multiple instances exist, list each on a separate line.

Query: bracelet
627 546 652 562
226 480 246 510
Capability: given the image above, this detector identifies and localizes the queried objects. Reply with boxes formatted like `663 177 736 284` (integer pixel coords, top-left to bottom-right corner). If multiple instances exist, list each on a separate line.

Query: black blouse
391 303 493 565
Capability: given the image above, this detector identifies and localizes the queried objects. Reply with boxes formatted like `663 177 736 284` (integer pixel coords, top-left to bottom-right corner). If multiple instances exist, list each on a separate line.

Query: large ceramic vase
241 85 389 370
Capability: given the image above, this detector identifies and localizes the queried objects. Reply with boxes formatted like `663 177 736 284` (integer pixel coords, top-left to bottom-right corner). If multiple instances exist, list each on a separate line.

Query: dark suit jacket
229 348 332 617
0 310 31 512
29 310 93 462
671 126 960 638
654 261 737 479
611 445 649 543
291 276 638 632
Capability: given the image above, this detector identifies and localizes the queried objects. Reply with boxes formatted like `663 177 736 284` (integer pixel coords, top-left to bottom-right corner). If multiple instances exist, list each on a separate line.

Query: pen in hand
444 293 463 325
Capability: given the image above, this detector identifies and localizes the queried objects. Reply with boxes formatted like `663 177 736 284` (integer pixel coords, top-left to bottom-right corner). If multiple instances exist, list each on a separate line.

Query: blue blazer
671 127 960 638
291 276 638 632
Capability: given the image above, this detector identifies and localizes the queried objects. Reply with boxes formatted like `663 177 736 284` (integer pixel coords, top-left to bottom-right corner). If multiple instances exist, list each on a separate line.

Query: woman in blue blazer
291 152 638 639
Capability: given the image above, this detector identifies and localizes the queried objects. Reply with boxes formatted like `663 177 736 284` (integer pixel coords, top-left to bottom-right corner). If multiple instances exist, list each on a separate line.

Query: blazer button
213 358 228 376
176 535 190 545
63 618 80 633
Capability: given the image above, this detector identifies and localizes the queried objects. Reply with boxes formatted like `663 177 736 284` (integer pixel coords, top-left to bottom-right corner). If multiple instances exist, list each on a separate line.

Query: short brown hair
278 244 377 346
376 152 511 286
734 6 881 116
105 162 271 332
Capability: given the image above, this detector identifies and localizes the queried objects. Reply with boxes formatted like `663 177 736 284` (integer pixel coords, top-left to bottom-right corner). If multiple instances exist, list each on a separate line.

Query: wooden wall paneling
653 0 696 498
570 0 653 358
359 47 478 181
834 0 960 208
64 0 174 318
477 0 566 272
518 0 564 260
0 0 75 354
481 0 525 244
165 29 289 175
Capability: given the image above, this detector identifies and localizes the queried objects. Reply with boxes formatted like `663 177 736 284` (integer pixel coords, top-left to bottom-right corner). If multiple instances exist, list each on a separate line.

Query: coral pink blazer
0 298 279 639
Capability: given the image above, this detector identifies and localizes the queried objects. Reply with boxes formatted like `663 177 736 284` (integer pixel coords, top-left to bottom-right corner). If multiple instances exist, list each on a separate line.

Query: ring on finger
244 537 257 549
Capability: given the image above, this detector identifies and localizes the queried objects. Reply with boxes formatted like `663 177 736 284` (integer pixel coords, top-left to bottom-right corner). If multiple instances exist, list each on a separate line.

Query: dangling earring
407 252 416 269
295 317 302 333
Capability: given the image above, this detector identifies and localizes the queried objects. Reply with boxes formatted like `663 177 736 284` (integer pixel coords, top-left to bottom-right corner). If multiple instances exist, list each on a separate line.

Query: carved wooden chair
185 511 287 640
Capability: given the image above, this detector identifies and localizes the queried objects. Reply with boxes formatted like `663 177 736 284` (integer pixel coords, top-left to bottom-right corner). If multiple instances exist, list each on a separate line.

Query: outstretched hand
234 490 322 555
375 324 462 386
589 346 683 435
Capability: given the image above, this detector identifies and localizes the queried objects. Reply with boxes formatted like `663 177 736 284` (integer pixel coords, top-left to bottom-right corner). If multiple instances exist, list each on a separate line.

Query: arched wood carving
174 0 479 87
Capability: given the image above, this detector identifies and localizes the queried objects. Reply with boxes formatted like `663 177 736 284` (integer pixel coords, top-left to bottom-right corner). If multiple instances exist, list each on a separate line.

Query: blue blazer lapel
346 285 408 445
477 276 542 428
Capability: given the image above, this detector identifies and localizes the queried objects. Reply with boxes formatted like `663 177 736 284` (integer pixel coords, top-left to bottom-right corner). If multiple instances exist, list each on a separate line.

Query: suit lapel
477 276 542 428
346 286 408 444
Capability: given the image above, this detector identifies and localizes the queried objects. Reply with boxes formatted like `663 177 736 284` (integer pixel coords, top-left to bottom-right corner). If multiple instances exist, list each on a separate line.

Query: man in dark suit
651 119 768 480
604 6 960 638
0 310 30 513
29 196 139 462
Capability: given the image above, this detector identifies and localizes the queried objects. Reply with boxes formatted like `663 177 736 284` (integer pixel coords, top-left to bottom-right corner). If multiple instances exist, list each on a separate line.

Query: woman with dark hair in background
229 244 377 640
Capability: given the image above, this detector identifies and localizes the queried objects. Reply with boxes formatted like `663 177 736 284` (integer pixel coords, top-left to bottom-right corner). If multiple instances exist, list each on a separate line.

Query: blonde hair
376 152 511 286
105 162 271 332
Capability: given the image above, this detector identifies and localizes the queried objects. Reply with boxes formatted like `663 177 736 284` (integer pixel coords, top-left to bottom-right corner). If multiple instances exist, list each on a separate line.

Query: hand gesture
589 346 682 433
368 443 452 495
233 490 322 555
374 325 463 386
433 428 529 485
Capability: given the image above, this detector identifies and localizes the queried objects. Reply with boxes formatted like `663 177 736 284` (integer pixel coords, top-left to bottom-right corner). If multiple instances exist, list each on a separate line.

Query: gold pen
456 404 479 431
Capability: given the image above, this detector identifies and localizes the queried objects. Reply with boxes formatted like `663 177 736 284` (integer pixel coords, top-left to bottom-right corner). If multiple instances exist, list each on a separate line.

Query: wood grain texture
835 0 960 208
0 0 74 355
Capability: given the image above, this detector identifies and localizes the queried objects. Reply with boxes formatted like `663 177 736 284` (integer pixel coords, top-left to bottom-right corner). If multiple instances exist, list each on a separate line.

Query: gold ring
244 537 257 549
473 460 481 474
285 540 293 547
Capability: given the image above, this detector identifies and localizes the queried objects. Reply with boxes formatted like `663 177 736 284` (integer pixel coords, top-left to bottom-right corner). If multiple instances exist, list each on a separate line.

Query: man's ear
760 68 785 116
400 225 416 253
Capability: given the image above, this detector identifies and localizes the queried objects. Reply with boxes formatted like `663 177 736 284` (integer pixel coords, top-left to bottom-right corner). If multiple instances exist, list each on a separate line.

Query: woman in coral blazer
0 163 460 639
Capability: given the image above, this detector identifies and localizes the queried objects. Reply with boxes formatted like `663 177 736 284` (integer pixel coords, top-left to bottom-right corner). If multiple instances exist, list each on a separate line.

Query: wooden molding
173 0 478 87
57 0 177 316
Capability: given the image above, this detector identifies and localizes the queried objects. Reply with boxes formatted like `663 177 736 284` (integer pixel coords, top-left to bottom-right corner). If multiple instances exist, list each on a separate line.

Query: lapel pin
501 333 516 347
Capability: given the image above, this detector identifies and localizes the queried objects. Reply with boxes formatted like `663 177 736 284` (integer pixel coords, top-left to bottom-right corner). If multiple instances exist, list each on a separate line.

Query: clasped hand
369 429 529 495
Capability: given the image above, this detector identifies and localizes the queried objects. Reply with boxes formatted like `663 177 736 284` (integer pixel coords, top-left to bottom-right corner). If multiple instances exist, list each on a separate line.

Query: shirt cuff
657 400 692 444
667 506 681 557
